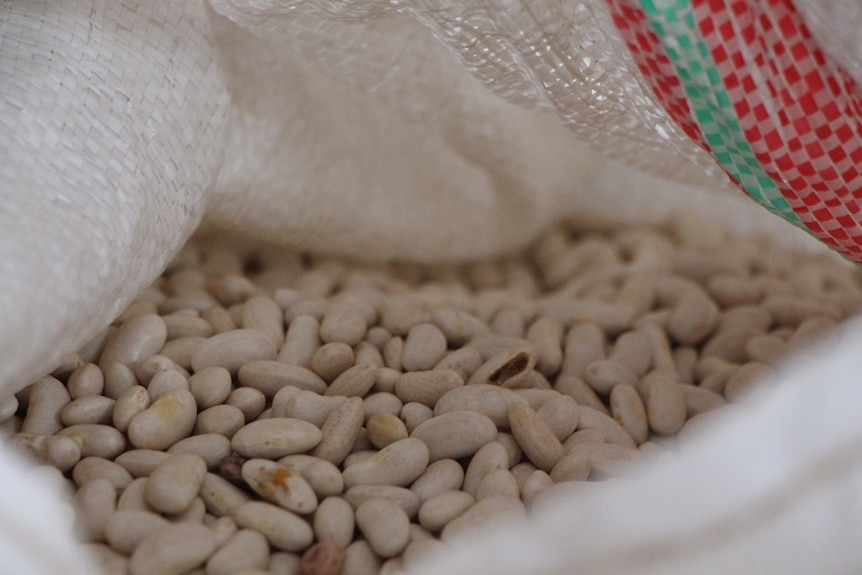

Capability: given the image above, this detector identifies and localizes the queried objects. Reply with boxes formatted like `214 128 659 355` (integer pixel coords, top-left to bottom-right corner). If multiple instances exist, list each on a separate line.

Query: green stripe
640 0 804 227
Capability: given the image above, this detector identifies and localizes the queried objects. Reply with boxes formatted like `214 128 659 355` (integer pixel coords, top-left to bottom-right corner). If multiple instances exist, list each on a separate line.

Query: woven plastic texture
2 1 862 574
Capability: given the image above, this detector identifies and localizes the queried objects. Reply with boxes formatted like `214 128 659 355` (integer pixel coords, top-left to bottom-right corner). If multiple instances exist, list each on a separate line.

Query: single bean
433 384 527 429
226 386 266 421
191 329 277 374
345 485 421 519
535 395 580 442
440 496 525 542
312 397 365 465
366 413 409 449
199 473 250 517
401 323 448 371
324 364 378 397
233 501 314 552
609 383 648 445
168 434 232 469
115 449 172 478
278 315 321 367
67 363 105 398
74 478 117 542
57 423 126 459
395 369 464 407
241 295 285 347
145 453 208 515
411 411 497 462
343 438 429 488
231 418 322 459
105 510 170 554
311 342 355 382
320 303 368 346
313 497 355 548
129 522 216 575
433 347 483 381
507 402 565 472
242 458 318 514
99 314 167 370
127 389 197 450
409 459 465 503
418 490 475 533
355 499 410 559
22 376 70 435
462 442 509 498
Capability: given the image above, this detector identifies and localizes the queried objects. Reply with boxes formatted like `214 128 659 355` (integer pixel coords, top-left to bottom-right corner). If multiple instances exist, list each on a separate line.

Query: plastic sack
2 1 862 573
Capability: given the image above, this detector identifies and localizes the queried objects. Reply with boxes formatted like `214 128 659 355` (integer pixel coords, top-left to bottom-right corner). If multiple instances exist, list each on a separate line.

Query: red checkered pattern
606 1 713 153
693 0 862 258
607 0 862 262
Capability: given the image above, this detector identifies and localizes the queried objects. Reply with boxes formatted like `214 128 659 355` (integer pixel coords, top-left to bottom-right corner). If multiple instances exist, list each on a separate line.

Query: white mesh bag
2 1 862 573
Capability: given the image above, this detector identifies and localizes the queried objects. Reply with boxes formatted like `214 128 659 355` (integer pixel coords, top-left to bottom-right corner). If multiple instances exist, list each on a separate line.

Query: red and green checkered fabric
607 0 862 261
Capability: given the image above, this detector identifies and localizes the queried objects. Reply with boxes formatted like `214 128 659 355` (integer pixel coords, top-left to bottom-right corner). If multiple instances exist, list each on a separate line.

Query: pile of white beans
2 213 861 575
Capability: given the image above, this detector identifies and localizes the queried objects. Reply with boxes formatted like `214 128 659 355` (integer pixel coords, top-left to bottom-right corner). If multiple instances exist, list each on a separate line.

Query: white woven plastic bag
2 1 862 573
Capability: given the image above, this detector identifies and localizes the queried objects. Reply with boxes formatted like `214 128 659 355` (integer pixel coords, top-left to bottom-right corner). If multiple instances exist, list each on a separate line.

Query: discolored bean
466 348 537 388
366 413 409 449
242 459 318 515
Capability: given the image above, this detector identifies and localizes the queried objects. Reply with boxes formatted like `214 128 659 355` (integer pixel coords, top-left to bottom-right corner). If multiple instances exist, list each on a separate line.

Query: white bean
231 418 322 459
355 499 410 559
127 389 197 450
411 411 497 462
129 523 216 575
145 453 207 515
233 501 314 552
